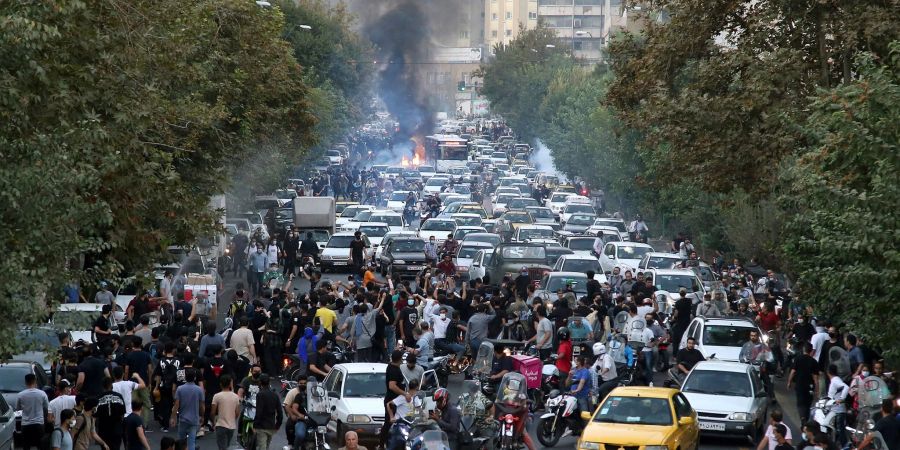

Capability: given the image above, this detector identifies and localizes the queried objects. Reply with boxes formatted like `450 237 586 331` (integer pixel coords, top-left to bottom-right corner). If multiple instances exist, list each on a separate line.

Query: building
536 0 629 62
484 0 539 53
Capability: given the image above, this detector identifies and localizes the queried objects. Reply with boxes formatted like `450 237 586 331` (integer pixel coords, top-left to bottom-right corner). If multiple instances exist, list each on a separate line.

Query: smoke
530 139 562 178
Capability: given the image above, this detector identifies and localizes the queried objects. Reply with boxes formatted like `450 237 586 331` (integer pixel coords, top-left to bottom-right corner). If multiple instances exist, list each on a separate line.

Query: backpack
159 357 181 388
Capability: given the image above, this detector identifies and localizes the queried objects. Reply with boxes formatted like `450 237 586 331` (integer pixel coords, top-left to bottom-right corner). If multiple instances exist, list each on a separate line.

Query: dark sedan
379 237 429 278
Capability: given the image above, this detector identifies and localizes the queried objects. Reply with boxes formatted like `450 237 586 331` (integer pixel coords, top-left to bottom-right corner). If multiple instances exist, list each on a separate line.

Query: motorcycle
810 398 839 443
493 372 529 450
536 390 586 447
457 380 493 450
409 430 453 450
304 378 332 450
844 424 888 450
471 341 497 398
238 397 257 449
855 375 892 431
387 392 433 450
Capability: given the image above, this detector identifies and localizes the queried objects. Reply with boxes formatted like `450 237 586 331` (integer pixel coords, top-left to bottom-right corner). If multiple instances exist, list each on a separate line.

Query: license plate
407 265 422 271
699 421 726 431
332 261 346 265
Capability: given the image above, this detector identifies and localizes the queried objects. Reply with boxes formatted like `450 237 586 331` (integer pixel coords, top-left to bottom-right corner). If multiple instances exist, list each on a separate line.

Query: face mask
829 332 837 338
408 299 414 306
252 373 260 379
440 313 446 319
69 419 77 427
862 371 870 377
799 318 805 324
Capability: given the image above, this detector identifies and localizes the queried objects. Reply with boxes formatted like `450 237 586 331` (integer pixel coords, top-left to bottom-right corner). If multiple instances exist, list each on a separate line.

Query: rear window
371 215 403 227
500 246 546 259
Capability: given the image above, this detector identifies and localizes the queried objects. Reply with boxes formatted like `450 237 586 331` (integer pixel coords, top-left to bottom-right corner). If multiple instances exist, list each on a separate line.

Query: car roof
370 211 401 216
609 241 653 248
0 361 38 368
331 232 359 237
697 316 758 328
450 213 481 217
392 236 426 242
650 268 697 276
546 271 588 278
57 303 105 312
645 252 682 258
464 233 501 239
336 363 389 374
460 241 494 248
691 360 752 374
357 222 389 227
559 254 600 261
608 386 679 399
518 225 553 230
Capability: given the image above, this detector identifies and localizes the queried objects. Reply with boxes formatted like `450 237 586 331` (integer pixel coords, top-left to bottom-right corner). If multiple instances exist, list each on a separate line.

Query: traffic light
458 81 466 91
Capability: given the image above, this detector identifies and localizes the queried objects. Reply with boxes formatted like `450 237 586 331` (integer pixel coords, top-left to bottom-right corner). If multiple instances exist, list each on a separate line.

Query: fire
412 154 421 166
411 135 426 163
400 156 410 167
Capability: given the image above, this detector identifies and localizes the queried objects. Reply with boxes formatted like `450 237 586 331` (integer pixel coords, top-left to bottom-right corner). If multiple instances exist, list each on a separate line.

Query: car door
750 370 767 425
682 321 698 349
469 251 483 279
672 393 700 448
600 243 615 273
322 369 342 429
380 242 393 267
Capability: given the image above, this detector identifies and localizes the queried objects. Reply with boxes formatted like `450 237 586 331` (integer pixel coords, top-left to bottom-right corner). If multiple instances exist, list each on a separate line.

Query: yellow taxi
497 210 534 232
577 386 700 450
458 203 489 219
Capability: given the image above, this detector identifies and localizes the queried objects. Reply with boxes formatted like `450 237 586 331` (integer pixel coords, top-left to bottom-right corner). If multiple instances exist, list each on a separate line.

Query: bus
425 134 469 172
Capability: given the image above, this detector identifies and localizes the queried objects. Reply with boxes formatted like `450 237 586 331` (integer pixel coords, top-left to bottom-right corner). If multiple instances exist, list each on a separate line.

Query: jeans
643 351 655 385
177 422 199 450
834 412 847 446
435 338 465 358
385 327 396 362
215 426 235 450
356 346 373 363
576 396 592 416
256 428 276 450
470 338 483 355
795 387 813 423
293 421 308 448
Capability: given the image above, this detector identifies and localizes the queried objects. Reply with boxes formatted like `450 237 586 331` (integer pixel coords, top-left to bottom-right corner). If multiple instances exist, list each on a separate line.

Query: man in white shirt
592 343 618 404
826 364 850 446
48 380 76 427
592 231 605 256
112 366 145 416
756 410 792 450
810 324 830 361
431 306 464 358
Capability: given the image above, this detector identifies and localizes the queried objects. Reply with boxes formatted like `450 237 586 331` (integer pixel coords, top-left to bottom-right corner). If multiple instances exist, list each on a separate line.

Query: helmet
593 342 607 356
433 388 449 405
557 327 570 341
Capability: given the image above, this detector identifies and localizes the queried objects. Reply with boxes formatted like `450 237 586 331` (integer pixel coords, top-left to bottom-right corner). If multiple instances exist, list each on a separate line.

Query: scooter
810 398 838 443
536 390 586 447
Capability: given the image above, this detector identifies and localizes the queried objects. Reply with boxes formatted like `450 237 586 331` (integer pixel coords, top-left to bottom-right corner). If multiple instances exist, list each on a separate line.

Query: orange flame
411 135 426 163
412 154 421 166
400 156 410 167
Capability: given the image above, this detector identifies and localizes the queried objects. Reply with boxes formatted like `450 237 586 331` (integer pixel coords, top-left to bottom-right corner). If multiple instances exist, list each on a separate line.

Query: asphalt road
143 270 799 450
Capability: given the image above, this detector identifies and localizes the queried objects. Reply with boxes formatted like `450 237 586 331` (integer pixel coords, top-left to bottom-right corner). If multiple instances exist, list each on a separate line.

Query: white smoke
529 139 562 179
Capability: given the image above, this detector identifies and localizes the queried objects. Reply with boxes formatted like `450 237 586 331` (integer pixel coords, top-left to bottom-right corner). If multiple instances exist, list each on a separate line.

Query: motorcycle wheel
536 415 563 447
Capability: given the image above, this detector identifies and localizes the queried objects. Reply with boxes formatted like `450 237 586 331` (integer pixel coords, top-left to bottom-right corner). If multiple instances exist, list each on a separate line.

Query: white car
680 316 764 362
585 225 623 245
467 249 495 282
680 361 769 441
513 224 557 244
422 177 450 195
384 166 403 179
321 232 373 272
325 149 343 165
524 206 559 230
369 211 405 232
561 235 599 258
547 192 576 217
592 217 629 241
597 241 654 274
335 205 375 229
449 213 483 228
490 151 508 165
454 241 494 280
356 222 390 248
52 303 124 343
491 193 520 217
418 218 457 243
648 268 707 312
639 252 686 270
452 226 487 241
559 203 596 225
418 166 437 180
386 191 415 212
552 254 606 281
323 363 441 443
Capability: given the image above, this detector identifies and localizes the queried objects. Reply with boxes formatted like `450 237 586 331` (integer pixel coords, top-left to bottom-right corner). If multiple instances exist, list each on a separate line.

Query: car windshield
341 207 365 218
228 220 250 232
274 190 296 200
544 276 588 293
593 396 673 426
465 235 502 246
500 246 546 259
703 325 755 347
402 170 420 178
683 370 752 397
567 238 595 250
358 226 389 237
655 274 700 292
550 194 571 202
502 213 532 223
497 194 518 203
453 216 482 226
308 230 330 241
526 208 553 219
565 204 594 214
52 310 99 331
595 220 627 233
457 246 486 259
561 259 601 273
455 229 483 239
354 211 373 222
519 228 555 240
645 256 681 269
327 236 356 248
391 192 411 201
392 240 426 252
696 266 716 282
422 220 456 231
0 366 31 393
452 185 471 194
17 328 62 354
568 215 595 225
275 209 292 220
508 198 538 209
426 178 447 187
326 150 340 157
371 215 403 227
460 206 486 217
617 245 652 260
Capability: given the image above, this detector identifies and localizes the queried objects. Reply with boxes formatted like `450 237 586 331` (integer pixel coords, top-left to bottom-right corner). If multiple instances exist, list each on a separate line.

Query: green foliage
780 45 900 356
477 26 570 142
0 0 317 353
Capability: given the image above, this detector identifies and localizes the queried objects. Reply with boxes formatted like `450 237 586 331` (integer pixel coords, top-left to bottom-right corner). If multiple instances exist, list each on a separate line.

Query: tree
780 45 899 356
0 0 316 353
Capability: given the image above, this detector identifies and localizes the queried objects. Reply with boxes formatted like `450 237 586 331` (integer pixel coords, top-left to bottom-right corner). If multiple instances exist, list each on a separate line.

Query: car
492 186 522 197
379 237 428 277
592 217 630 241
461 232 503 248
561 213 597 234
584 225 623 245
234 212 270 240
680 316 764 362
485 243 551 283
560 235 598 258
449 213 483 227
225 218 252 238
686 263 723 294
532 271 591 304
418 218 457 243
11 326 68 376
439 192 470 205
513 225 557 244
639 252 686 270
547 192 575 217
577 386 700 450
489 151 507 165
400 168 422 183
374 231 418 264
680 361 769 441
543 245 574 267
497 210 534 233
491 193 521 217
356 222 390 249
524 206 558 230
598 241 655 274
335 201 359 217
369 211 405 232
454 241 495 280
481 219 499 234
466 249 494 282
648 268 707 311
272 207 294 234
0 361 52 448
452 226 487 241
325 149 343 165
506 197 539 211
384 166 403 179
422 177 450 195
418 166 437 180
552 254 606 279
0 394 13 450
438 202 489 219
321 232 373 272
335 205 376 229
386 191 415 212
52 303 122 343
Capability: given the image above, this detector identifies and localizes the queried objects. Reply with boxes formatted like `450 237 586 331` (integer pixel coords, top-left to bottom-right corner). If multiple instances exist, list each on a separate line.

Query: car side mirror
473 263 480 267
327 391 339 398
678 416 695 426
0 415 9 423
580 411 592 421
756 389 767 398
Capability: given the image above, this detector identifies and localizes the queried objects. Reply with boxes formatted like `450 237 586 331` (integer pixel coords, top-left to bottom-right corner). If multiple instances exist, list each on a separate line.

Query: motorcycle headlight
579 443 601 450
346 414 372 424
317 425 327 434
729 412 752 421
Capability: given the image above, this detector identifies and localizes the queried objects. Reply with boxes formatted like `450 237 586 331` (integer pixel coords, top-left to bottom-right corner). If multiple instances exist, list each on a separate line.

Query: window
673 393 694 418
505 29 512 36
492 12 498 20
506 11 512 19
492 30 498 38
528 11 537 20
574 41 583 51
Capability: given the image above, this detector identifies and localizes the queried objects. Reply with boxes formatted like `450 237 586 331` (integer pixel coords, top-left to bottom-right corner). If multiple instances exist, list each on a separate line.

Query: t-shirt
307 351 335 382
95 290 114 305
349 239 367 263
230 328 256 360
49 395 76 427
51 427 74 450
791 354 819 391
113 381 139 415
491 355 514 376
77 356 108 397
390 395 419 421
125 351 152 384
385 364 406 404
16 388 48 426
92 315 111 340
673 298 692 326
174 383 204 425
123 413 144 450
535 318 553 350
556 341 573 374
211 391 240 429
758 311 779 332
873 414 900 450
570 367 592 399
773 443 793 450
676 348 705 372
399 307 419 342
763 423 792 450
315 307 337 333
94 390 126 436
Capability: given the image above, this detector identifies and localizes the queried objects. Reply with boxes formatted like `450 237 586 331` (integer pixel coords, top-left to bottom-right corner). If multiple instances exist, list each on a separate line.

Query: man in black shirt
490 346 514 382
94 304 114 343
349 231 368 274
307 340 334 382
675 337 705 376
671 289 693 354
381 351 408 443
787 342 820 423
585 271 602 302
861 399 900 450
790 315 816 345
76 346 111 398
397 292 419 347
283 230 300 277
95 377 127 450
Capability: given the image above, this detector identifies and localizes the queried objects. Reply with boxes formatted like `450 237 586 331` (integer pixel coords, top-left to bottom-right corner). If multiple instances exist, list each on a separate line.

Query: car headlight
729 412 752 421
579 443 601 450
321 255 332 261
394 260 406 264
645 446 670 450
346 414 372 424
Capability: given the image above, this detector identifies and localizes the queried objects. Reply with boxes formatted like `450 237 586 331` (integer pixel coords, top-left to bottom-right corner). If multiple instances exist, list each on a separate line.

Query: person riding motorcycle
592 343 619 405
493 375 536 450
299 232 320 265
429 388 461 449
